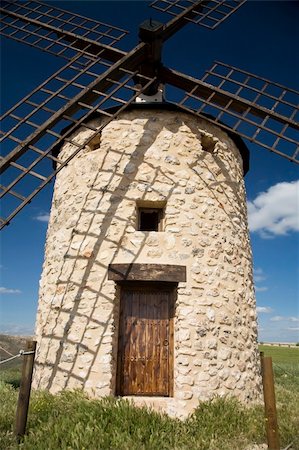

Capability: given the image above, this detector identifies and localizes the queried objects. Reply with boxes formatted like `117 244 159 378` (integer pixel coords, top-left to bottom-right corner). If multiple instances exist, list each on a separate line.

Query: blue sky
0 1 298 342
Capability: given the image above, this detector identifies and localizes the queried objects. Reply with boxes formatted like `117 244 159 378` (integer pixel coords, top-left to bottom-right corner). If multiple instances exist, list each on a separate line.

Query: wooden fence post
260 352 280 450
15 340 37 441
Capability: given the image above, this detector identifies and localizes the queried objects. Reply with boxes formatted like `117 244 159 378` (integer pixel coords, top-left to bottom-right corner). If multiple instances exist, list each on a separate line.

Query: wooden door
117 283 174 396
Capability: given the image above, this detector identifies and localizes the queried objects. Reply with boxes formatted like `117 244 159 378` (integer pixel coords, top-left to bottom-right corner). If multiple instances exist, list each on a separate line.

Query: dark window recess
201 135 216 153
138 208 164 231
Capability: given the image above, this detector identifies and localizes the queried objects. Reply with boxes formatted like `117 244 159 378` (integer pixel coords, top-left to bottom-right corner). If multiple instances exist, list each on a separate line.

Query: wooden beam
260 353 280 449
160 66 299 128
0 42 147 175
108 263 186 282
15 340 37 441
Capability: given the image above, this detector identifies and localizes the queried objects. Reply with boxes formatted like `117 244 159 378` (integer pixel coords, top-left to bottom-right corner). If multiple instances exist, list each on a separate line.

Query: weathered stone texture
33 109 261 418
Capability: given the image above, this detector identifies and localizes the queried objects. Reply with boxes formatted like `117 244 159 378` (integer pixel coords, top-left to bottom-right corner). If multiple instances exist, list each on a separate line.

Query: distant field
0 334 29 370
259 344 299 396
259 344 299 364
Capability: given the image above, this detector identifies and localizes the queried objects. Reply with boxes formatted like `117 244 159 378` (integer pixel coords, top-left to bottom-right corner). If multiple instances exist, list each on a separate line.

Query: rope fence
0 350 35 366
0 344 15 357
273 363 299 380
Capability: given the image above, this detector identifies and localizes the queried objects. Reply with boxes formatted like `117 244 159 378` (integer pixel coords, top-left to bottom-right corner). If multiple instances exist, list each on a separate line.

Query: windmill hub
135 19 165 96
139 19 164 40
135 84 164 103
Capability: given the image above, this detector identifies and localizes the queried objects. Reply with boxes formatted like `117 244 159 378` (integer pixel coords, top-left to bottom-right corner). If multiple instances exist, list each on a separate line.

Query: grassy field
0 345 298 450
259 344 299 364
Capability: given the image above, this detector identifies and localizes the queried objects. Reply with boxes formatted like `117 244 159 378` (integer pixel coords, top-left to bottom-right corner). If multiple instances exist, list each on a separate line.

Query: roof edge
53 101 250 175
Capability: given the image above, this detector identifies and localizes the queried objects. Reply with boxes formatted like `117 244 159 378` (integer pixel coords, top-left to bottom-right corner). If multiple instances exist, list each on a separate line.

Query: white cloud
248 180 299 237
253 267 266 282
270 316 285 322
0 322 34 336
0 287 21 294
34 213 50 223
258 321 299 343
257 306 273 313
254 275 266 282
270 315 299 322
255 286 268 292
253 268 267 291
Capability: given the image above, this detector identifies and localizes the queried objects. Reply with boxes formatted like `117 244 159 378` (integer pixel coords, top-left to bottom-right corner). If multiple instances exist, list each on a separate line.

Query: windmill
0 0 298 417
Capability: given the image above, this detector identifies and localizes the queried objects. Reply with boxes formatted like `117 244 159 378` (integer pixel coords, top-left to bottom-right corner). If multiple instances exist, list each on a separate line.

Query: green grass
0 388 266 450
259 345 299 448
0 345 298 450
259 344 299 393
259 344 299 364
0 367 22 389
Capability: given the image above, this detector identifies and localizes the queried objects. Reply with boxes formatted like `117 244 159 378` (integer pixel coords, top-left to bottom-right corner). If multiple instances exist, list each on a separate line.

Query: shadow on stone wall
33 111 248 394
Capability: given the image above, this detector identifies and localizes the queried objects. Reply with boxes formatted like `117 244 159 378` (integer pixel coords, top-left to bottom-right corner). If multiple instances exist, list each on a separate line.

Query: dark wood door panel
117 284 174 396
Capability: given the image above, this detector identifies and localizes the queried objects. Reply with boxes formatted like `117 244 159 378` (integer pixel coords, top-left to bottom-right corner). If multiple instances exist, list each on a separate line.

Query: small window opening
138 207 164 231
201 134 216 153
87 132 102 151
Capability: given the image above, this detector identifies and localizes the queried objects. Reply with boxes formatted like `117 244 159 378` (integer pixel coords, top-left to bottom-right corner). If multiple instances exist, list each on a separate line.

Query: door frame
116 281 175 397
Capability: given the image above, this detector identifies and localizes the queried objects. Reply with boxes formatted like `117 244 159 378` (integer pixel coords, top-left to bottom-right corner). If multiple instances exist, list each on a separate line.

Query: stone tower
33 105 261 418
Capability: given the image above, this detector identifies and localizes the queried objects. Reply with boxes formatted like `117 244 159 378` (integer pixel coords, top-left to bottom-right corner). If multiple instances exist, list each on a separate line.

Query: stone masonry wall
33 108 262 418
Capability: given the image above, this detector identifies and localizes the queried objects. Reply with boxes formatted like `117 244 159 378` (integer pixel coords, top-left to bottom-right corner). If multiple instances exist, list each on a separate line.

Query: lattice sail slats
0 50 131 163
150 0 246 30
0 0 128 65
0 47 155 229
161 63 299 163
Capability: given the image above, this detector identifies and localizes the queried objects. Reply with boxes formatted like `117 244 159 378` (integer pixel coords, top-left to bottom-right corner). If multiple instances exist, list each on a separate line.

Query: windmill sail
150 0 246 29
161 62 299 163
0 0 128 65
0 44 156 229
1 0 298 231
